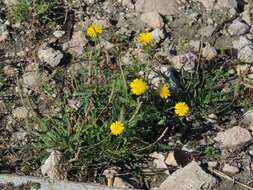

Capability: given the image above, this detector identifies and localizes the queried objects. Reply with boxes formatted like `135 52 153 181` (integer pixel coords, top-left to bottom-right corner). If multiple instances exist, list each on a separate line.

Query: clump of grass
16 25 250 180
9 0 56 23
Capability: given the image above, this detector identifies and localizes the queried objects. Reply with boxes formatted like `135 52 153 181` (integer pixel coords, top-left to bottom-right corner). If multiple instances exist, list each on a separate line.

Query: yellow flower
130 78 148 95
175 102 189 117
86 22 103 38
159 84 171 100
138 32 153 45
110 121 125 136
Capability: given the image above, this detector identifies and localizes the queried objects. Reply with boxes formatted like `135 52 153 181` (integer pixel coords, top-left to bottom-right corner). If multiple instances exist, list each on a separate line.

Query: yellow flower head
159 84 171 100
110 121 125 136
86 22 103 38
138 32 153 45
130 78 148 95
175 102 189 117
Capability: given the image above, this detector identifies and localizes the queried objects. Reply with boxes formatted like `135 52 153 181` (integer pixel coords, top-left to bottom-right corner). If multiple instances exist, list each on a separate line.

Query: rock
3 65 18 77
222 164 240 174
208 161 218 168
160 161 218 190
41 150 65 180
121 0 135 9
242 4 252 26
202 45 217 60
140 11 164 28
152 28 165 43
189 40 201 52
113 177 132 188
68 99 81 110
150 152 167 169
38 48 63 67
214 126 252 148
13 107 29 119
207 113 218 123
240 110 253 131
0 101 6 114
170 52 198 72
233 36 253 63
135 0 179 16
0 22 9 42
165 149 192 167
53 30 65 38
200 25 216 37
63 31 87 55
193 0 237 10
228 19 250 36
22 70 41 88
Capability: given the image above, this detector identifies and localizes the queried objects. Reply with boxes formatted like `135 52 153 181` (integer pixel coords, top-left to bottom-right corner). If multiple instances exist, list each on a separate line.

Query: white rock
228 19 250 36
64 31 87 55
13 107 29 119
152 28 165 42
122 0 135 9
0 23 9 42
135 0 179 16
189 40 201 52
160 161 218 190
242 4 252 26
214 126 252 147
208 161 218 168
233 36 253 63
222 164 239 174
193 0 237 10
22 71 41 88
0 101 6 114
240 110 253 131
170 52 198 72
140 11 164 28
41 150 65 180
113 177 132 188
202 45 217 60
3 65 18 77
38 48 63 67
150 152 167 169
53 30 65 38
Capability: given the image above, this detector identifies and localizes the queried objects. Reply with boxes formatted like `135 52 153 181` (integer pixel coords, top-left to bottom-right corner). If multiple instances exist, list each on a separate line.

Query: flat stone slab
0 174 132 190
159 161 218 190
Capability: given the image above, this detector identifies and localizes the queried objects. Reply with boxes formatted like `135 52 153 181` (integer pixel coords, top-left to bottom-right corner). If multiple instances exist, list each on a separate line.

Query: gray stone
152 28 165 43
135 0 179 16
214 126 252 147
228 19 250 36
193 0 237 10
38 48 63 67
160 161 218 190
140 11 164 28
202 45 217 60
64 31 87 55
0 22 9 42
233 36 253 63
170 52 198 72
0 174 131 190
240 110 253 132
222 164 240 174
13 107 29 119
53 30 65 38
208 161 218 168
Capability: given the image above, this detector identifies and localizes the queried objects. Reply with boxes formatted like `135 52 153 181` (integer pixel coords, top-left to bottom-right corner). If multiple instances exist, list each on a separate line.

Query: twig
208 168 253 190
137 127 169 152
68 147 81 163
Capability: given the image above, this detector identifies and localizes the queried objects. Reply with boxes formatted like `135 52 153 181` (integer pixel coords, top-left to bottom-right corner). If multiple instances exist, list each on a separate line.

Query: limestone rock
135 0 179 16
140 11 164 28
228 19 250 36
214 126 252 148
38 48 63 67
13 107 29 119
41 150 65 180
222 164 240 174
170 52 198 72
160 161 218 190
